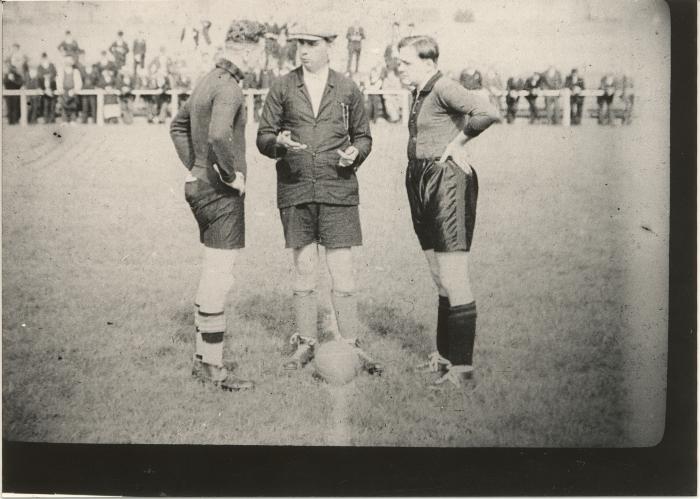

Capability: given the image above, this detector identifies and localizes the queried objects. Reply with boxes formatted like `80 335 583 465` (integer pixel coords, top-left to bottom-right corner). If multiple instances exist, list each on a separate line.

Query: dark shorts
279 203 362 249
405 158 478 252
184 179 245 249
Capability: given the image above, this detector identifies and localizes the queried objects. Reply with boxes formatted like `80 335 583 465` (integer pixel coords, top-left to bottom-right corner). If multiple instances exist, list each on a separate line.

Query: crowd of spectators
3 20 636 126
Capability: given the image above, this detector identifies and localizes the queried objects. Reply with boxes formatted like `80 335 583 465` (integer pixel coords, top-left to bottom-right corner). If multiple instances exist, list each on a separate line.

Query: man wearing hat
257 24 382 377
169 20 266 392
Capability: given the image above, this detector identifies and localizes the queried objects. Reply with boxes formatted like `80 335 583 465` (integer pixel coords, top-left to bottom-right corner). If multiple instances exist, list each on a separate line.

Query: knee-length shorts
185 178 245 249
405 158 478 252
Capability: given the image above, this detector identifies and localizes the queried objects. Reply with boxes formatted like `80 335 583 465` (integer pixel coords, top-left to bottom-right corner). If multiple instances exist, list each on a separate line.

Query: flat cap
288 23 337 41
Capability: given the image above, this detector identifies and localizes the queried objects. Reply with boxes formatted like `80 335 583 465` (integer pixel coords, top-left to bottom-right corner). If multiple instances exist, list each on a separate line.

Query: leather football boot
346 338 384 376
283 333 317 370
192 355 237 377
192 359 255 392
430 364 475 390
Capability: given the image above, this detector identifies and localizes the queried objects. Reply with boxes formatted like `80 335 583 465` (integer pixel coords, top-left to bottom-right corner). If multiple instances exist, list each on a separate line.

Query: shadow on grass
359 300 432 354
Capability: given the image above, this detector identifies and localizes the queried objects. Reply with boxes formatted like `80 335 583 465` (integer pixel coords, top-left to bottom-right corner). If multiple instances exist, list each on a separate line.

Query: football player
170 20 266 392
397 35 500 388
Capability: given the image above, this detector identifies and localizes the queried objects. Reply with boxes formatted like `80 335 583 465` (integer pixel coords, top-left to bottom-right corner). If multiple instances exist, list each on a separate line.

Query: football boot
283 333 317 370
345 338 384 376
192 357 255 392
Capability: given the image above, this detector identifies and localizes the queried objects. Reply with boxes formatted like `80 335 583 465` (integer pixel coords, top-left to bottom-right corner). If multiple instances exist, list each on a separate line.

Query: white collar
303 65 329 82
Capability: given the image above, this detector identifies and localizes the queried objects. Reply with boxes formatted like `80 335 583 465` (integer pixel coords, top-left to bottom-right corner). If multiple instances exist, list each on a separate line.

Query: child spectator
37 53 57 124
25 66 42 124
96 50 117 79
56 55 83 123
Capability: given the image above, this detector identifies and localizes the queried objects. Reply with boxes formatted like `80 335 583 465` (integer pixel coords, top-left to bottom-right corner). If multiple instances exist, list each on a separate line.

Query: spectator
58 30 81 63
597 73 617 125
381 64 403 123
483 69 504 115
240 68 262 122
56 55 83 124
98 69 120 124
25 66 43 124
539 65 563 124
109 30 130 71
564 68 585 125
119 71 135 124
96 50 117 78
523 72 542 124
365 65 386 123
346 21 365 74
145 69 170 124
149 46 171 77
133 31 147 76
6 43 29 76
3 61 24 124
277 27 297 74
263 31 280 71
459 66 482 91
37 52 57 124
505 75 523 124
620 74 634 125
383 22 401 76
79 62 99 124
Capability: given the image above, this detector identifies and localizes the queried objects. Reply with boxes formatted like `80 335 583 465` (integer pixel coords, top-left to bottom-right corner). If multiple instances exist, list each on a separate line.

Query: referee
170 20 265 392
256 23 382 375
397 36 500 388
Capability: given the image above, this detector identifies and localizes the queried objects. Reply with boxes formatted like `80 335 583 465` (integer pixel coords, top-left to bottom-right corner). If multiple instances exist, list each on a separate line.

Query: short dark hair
65 30 71 35
397 35 439 63
117 30 124 36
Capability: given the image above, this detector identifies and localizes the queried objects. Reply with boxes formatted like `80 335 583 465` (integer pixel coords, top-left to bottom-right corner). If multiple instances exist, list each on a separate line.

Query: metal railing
2 87 612 127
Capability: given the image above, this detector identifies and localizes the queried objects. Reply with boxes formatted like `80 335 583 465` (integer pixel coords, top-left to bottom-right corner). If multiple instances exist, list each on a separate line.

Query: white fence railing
3 88 611 128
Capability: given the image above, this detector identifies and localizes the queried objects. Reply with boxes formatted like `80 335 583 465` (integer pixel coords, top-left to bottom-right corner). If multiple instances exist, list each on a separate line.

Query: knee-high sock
332 290 359 340
293 290 318 339
447 302 477 366
437 295 450 358
196 311 225 366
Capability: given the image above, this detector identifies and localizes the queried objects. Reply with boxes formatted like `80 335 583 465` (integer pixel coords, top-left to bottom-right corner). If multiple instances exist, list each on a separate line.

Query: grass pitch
2 118 667 446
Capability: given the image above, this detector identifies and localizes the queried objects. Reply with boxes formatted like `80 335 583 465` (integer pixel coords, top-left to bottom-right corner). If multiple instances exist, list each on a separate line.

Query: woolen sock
199 331 224 367
331 290 359 340
446 301 477 366
437 295 450 359
293 290 318 339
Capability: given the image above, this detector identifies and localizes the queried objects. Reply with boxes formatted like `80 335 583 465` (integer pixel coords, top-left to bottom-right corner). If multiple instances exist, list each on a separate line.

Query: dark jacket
256 66 372 208
540 70 563 90
170 59 247 187
564 73 585 96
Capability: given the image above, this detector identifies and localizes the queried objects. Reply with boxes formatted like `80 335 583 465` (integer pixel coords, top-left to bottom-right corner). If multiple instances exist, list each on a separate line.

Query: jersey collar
215 58 245 83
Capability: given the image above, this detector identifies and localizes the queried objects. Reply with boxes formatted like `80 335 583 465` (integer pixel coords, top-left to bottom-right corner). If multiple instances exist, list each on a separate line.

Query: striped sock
196 310 226 366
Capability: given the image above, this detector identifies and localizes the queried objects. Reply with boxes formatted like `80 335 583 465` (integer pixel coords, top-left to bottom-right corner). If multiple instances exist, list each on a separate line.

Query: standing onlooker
564 68 585 125
58 30 81 63
25 66 43 124
483 69 503 116
523 71 541 124
56 55 83 123
3 61 24 124
146 70 170 124
597 73 617 125
6 43 29 76
149 46 171 77
540 65 563 125
109 30 130 71
620 74 634 125
133 31 147 76
383 22 401 76
277 27 297 74
505 75 523 124
79 62 99 124
98 69 120 124
346 21 365 74
459 66 482 91
37 53 57 124
365 65 386 123
119 71 135 124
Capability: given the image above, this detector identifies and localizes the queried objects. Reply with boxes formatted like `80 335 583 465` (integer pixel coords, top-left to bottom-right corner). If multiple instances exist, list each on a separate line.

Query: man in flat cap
169 20 265 392
257 24 383 377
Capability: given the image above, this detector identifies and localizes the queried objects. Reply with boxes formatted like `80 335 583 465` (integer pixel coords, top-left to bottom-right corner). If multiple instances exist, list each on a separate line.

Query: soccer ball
313 340 362 385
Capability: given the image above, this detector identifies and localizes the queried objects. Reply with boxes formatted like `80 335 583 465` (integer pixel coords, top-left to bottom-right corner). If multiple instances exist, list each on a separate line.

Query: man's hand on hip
213 164 246 195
